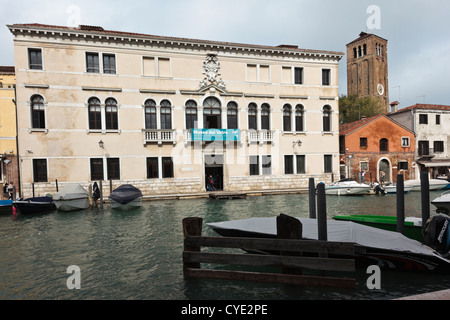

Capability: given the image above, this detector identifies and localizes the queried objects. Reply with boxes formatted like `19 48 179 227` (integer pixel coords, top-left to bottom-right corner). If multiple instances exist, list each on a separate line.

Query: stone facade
8 24 344 198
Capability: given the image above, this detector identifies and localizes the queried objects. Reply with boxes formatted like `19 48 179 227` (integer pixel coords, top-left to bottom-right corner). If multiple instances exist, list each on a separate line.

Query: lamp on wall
99 140 104 149
292 140 302 147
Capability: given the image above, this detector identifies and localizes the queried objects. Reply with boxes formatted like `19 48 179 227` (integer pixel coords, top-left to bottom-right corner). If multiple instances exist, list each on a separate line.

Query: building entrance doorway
205 154 223 191
379 159 390 184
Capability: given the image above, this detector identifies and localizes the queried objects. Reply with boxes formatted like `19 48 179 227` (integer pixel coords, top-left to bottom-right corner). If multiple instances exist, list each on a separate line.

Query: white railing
142 129 176 145
247 130 276 145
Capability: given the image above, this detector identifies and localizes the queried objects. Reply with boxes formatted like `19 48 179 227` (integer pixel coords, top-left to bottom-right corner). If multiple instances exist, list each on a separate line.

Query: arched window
160 100 172 130
283 104 292 132
88 97 101 130
323 105 331 132
380 138 389 152
105 98 118 130
248 103 257 130
227 101 238 129
31 95 45 129
144 99 157 129
203 97 221 129
185 100 198 130
261 103 270 130
295 104 304 132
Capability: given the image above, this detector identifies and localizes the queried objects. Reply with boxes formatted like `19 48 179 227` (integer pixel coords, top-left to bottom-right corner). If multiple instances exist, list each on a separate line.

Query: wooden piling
99 180 103 210
182 217 203 273
396 174 405 235
277 214 303 275
308 178 316 219
421 171 430 228
316 183 327 241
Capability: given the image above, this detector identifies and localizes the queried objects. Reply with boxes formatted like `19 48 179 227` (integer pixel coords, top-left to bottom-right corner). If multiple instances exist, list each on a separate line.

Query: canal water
1 190 449 300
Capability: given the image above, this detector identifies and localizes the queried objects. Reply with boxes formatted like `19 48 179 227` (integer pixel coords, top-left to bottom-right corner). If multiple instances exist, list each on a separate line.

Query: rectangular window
262 155 272 175
107 158 120 180
33 159 47 182
86 53 100 73
90 158 104 181
296 155 306 174
324 155 333 173
418 141 429 156
284 155 294 175
162 157 174 178
294 67 303 84
360 137 368 148
322 69 331 86
158 58 171 77
28 48 43 70
103 54 116 74
282 67 291 84
398 161 409 170
434 141 444 153
436 115 441 125
147 157 159 179
260 65 270 82
143 57 156 76
401 137 410 147
249 156 259 176
419 114 428 124
247 64 257 82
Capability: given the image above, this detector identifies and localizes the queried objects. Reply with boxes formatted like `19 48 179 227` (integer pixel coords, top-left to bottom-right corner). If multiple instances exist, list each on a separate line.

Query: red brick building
339 114 415 184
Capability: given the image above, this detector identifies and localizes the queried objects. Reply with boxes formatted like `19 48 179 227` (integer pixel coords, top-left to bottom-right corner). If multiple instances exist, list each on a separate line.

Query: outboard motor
423 215 450 255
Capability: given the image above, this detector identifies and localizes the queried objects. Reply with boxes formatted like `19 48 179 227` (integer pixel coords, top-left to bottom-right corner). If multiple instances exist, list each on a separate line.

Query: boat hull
405 179 448 191
110 197 142 210
13 198 56 215
0 200 13 215
431 191 450 214
325 186 370 196
54 197 90 212
384 185 413 194
333 215 423 242
207 217 450 274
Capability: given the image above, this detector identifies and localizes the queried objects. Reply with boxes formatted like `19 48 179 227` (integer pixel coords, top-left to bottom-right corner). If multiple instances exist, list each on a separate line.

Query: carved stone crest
199 54 226 90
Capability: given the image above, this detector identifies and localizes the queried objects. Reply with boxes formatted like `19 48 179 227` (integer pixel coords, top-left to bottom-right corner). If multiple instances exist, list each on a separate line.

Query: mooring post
182 217 203 274
99 180 103 210
309 178 316 219
55 179 59 192
421 171 430 228
316 182 327 241
396 174 405 235
277 214 303 275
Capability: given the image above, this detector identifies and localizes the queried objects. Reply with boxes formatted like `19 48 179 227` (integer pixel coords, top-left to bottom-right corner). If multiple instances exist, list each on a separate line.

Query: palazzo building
8 23 343 198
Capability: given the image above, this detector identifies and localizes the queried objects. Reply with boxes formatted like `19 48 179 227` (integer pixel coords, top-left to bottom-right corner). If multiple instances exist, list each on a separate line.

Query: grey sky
1 0 449 109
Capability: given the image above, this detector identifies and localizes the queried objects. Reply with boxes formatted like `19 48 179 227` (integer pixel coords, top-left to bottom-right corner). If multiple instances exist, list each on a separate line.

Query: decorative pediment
199 54 227 91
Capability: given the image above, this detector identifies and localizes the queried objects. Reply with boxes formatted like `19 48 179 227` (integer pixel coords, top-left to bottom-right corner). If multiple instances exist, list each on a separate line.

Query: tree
339 95 385 124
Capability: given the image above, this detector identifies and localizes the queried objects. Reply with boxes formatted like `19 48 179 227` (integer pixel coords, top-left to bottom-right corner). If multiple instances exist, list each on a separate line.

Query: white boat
109 184 143 210
54 184 90 212
382 184 413 194
431 190 450 214
325 179 371 196
404 179 449 191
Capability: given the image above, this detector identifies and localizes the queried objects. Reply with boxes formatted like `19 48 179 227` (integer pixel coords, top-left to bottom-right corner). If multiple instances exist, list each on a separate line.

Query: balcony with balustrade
142 129 177 145
247 130 276 145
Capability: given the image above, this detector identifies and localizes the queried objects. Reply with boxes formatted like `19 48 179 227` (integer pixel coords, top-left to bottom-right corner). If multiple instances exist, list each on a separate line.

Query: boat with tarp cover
109 184 143 210
207 216 450 274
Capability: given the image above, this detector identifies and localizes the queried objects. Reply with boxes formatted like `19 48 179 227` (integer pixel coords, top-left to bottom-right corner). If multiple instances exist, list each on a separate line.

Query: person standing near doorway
2 182 8 200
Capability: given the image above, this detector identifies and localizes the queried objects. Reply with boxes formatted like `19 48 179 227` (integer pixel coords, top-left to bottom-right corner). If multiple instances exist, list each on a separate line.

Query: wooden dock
182 214 356 289
209 192 247 200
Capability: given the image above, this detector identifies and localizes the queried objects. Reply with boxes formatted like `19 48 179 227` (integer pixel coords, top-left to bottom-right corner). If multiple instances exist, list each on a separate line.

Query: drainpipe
13 83 21 198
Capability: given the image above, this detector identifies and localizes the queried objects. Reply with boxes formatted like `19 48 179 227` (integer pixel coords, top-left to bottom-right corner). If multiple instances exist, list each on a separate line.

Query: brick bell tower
346 32 389 113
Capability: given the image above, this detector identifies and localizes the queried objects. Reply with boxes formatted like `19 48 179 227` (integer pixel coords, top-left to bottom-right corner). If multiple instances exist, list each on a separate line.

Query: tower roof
346 32 388 46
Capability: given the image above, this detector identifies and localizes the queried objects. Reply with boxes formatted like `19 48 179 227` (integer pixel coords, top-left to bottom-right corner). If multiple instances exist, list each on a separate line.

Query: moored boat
382 184 413 194
13 196 56 215
404 179 448 191
109 184 143 210
0 200 13 214
54 184 90 212
332 214 423 242
207 216 450 274
431 190 450 214
325 178 371 196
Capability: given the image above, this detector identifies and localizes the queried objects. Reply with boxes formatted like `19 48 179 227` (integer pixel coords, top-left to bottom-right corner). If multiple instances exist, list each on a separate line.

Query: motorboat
325 178 371 196
207 216 450 274
381 183 413 194
109 184 143 210
13 196 56 215
431 190 450 214
0 200 13 214
333 214 423 242
404 179 449 191
54 184 90 212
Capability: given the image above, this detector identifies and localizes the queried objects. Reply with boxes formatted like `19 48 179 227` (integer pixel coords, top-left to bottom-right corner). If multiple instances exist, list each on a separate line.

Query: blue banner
191 129 240 141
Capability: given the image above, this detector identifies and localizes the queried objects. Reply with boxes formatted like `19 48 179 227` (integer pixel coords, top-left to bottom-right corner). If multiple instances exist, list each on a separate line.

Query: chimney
390 101 399 113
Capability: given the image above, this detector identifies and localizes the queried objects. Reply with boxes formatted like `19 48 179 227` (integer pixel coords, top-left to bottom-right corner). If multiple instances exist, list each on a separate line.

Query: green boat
332 215 423 242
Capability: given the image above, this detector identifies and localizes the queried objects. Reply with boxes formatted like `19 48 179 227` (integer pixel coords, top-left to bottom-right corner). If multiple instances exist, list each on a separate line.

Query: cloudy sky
1 0 449 109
